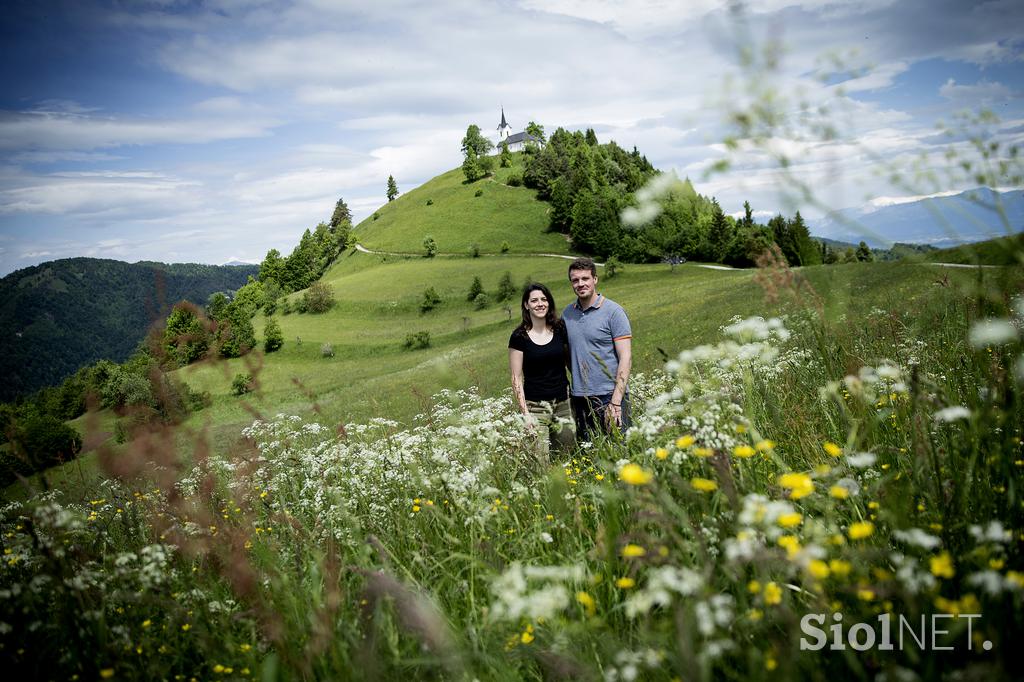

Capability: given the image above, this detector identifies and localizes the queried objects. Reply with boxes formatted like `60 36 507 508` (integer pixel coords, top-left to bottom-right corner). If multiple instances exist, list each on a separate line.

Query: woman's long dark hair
515 283 564 336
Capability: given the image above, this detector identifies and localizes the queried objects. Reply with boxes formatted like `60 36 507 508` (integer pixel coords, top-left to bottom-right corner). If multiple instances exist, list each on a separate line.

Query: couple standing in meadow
508 257 632 464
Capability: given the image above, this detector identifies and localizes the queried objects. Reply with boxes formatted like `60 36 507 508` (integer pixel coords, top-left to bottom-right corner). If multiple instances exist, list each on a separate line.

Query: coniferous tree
330 197 352 228
467 276 485 302
386 175 399 202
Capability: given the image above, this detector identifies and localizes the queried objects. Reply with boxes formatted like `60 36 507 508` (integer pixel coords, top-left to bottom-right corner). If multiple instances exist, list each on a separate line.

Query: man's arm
609 337 632 425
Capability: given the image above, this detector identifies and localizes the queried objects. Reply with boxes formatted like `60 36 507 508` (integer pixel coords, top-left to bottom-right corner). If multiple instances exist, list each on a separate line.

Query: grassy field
5 244 1022 680
925 233 1024 266
353 153 571 255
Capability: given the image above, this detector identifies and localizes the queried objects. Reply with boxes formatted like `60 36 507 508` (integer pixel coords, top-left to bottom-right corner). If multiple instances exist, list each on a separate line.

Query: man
562 257 632 440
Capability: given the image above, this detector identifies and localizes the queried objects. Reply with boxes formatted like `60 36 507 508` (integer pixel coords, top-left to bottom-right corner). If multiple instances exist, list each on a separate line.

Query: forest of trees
516 126 822 268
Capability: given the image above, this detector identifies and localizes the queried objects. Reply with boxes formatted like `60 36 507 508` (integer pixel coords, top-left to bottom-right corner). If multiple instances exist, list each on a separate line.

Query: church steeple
497 106 511 141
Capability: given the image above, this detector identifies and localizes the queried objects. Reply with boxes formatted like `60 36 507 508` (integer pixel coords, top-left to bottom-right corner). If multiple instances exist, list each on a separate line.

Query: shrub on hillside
420 287 441 313
231 373 254 396
426 198 434 206
303 282 334 314
506 174 523 187
423 236 437 258
496 272 517 302
500 241 511 253
473 292 490 310
402 331 431 350
469 243 480 258
467 276 484 302
5 413 81 473
264 318 284 353
474 188 484 197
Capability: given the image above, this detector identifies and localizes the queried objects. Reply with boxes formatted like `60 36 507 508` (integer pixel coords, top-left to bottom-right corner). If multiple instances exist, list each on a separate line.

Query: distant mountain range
811 188 1023 248
0 258 258 401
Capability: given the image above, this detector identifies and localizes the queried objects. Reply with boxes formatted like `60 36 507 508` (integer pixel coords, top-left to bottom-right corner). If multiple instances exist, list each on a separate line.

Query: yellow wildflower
777 535 801 558
576 591 596 616
827 557 851 573
690 477 718 492
748 580 761 594
655 448 669 460
733 445 756 458
777 512 803 528
764 582 782 605
693 447 714 457
829 485 849 500
823 441 843 457
929 551 955 579
857 588 875 601
765 656 778 671
214 665 225 674
621 544 646 558
618 463 652 485
521 624 534 644
807 560 831 580
755 439 775 452
1006 571 1024 588
777 472 814 499
675 435 695 448
748 608 763 621
615 577 636 589
848 521 874 540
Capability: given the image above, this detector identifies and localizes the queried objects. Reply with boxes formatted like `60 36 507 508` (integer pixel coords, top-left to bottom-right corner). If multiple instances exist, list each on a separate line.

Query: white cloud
939 78 1013 103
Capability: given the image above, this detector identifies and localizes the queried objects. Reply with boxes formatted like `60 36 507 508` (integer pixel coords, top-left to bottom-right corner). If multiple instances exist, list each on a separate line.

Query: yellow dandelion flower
823 441 843 457
521 625 535 644
733 445 756 458
595 473 605 481
829 559 852 578
412 505 421 512
618 463 652 485
777 535 801 558
690 477 718 492
777 472 814 499
777 513 803 528
655 448 670 460
755 439 775 452
735 424 748 434
675 435 695 448
829 485 849 499
576 591 596 616
807 560 831 579
213 665 225 674
693 447 714 457
621 544 646 558
748 580 761 594
764 582 782 605
867 501 879 510
848 521 874 540
615 577 636 589
929 551 955 579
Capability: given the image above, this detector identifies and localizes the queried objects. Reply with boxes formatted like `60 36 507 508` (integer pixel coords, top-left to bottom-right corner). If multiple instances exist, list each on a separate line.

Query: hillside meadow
4 245 1023 680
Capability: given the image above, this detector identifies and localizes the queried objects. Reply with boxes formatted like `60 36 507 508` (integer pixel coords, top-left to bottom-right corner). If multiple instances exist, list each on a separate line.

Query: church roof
499 108 509 128
503 131 540 145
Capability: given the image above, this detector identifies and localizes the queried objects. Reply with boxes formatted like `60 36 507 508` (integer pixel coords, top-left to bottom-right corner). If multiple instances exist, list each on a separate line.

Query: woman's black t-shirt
509 326 570 402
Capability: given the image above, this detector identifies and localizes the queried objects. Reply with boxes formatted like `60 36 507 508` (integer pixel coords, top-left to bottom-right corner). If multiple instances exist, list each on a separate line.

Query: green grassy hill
925 233 1024 265
353 153 570 255
15 253 1005 502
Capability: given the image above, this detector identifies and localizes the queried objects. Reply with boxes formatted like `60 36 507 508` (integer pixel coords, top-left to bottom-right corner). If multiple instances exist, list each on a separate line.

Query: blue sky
0 0 1021 276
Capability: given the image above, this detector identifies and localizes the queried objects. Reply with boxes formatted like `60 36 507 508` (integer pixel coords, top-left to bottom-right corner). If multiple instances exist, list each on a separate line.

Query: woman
508 283 576 466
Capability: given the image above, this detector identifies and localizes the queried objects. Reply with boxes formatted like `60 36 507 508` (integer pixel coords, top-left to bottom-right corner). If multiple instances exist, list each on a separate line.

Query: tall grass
3 250 1021 680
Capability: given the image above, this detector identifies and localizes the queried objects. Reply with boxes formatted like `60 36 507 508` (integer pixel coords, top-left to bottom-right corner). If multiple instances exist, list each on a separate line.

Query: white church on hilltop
495 108 543 153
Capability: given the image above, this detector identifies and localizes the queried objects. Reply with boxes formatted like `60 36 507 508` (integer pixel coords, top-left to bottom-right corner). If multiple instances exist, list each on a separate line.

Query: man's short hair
568 257 597 278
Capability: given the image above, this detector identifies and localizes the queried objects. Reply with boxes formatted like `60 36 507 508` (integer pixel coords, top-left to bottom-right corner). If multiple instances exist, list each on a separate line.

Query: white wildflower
968 319 1018 348
845 452 877 468
932 406 971 423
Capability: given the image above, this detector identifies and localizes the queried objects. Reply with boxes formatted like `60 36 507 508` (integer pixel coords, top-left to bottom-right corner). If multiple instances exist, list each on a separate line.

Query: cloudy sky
1 0 1021 276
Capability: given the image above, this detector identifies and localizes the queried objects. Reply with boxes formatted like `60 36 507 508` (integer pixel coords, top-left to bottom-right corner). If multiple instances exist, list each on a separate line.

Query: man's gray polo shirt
562 294 632 397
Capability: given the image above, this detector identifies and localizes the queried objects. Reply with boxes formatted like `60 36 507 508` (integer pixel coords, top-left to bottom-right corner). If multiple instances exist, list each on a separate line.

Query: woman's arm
509 348 529 415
